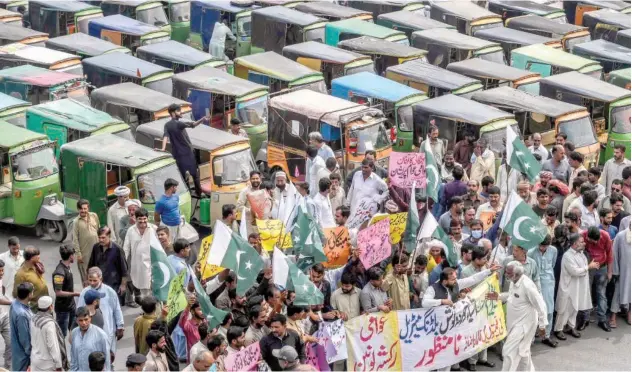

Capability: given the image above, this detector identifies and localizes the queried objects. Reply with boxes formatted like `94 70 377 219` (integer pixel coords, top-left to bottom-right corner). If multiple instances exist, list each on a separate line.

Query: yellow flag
256 219 293 251
197 235 225 280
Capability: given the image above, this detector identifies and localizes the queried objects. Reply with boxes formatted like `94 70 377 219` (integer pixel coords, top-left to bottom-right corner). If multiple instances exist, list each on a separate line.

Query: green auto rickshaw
87 14 170 54
511 44 603 79
0 91 28 127
251 6 326 54
325 18 408 46
45 33 131 59
90 82 191 132
0 43 84 75
505 14 590 51
0 22 47 46
60 134 192 223
294 2 372 22
412 28 506 67
337 36 427 75
82 52 174 96
430 1 504 35
376 10 454 39
488 0 567 22
474 26 561 62
0 65 89 104
563 0 630 26
136 40 226 73
0 1 26 15
539 71 631 164
350 0 426 20
572 39 630 74
282 41 375 89
172 66 269 156
162 0 190 42
607 68 630 90
28 0 103 37
447 58 542 94
234 51 327 94
615 29 630 48
0 8 22 25
101 0 171 33
582 8 631 42
25 98 133 157
0 121 67 241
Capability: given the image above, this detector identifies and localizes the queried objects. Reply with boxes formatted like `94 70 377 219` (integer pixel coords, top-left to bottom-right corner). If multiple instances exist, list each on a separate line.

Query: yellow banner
256 219 292 252
198 235 225 280
369 212 408 244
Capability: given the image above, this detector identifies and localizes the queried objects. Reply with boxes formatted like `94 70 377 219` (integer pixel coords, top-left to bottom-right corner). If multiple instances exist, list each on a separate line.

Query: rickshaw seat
200 180 212 195
0 183 11 198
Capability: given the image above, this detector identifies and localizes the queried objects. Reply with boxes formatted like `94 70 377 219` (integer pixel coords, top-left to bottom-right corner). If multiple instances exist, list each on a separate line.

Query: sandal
609 319 617 329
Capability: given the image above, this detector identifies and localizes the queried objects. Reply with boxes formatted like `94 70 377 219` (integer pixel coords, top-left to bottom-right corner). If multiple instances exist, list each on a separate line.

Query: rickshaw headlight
43 194 57 206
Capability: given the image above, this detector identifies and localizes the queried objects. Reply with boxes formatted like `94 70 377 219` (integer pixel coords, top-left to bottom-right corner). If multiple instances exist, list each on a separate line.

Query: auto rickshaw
376 10 454 39
386 59 484 99
251 6 326 54
0 23 47 46
511 44 603 79
45 33 131 59
0 121 67 242
294 2 372 22
582 9 631 42
234 51 326 94
0 91 28 127
282 41 375 89
60 134 192 223
488 0 567 22
0 1 26 15
607 68 630 89
475 26 561 61
0 8 22 25
25 98 133 157
337 36 427 75
90 82 191 132
571 39 631 73
505 14 590 51
0 65 88 104
263 89 391 181
430 1 504 35
28 0 103 37
325 18 409 47
136 119 256 225
0 43 83 76
161 0 190 42
447 58 542 94
254 0 304 8
187 1 256 58
412 28 505 68
87 14 170 54
350 0 427 20
539 71 631 163
136 40 226 73
615 29 630 48
101 0 171 33
563 0 630 25
82 53 174 95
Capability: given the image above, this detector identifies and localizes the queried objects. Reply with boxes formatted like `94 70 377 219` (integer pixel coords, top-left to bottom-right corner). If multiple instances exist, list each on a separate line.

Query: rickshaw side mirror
214 175 223 187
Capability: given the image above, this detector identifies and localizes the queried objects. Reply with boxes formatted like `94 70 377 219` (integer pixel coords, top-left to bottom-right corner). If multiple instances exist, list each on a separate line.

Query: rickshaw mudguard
36 195 66 221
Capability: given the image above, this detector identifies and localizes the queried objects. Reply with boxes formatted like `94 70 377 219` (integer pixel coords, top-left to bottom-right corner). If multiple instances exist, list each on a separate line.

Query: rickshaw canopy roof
331 71 424 103
0 120 48 149
387 59 481 91
294 2 370 20
136 40 220 66
583 9 631 29
88 14 163 36
173 66 267 97
61 134 172 168
252 5 324 26
353 0 423 6
377 10 454 30
573 39 631 64
0 43 79 65
0 8 21 18
577 0 630 11
282 41 370 64
506 14 587 35
412 28 499 50
137 117 250 151
46 33 130 57
0 23 47 42
30 0 101 13
447 58 540 81
235 51 322 82
412 94 515 126
540 71 631 102
338 36 427 58
474 26 557 45
617 28 631 41
431 1 502 21
102 0 161 7
471 86 585 117
609 67 631 80
488 0 564 16
269 89 383 127
82 52 172 79
191 0 257 13
0 91 28 111
512 44 601 70
27 98 120 132
0 65 84 87
327 18 404 39
90 82 188 112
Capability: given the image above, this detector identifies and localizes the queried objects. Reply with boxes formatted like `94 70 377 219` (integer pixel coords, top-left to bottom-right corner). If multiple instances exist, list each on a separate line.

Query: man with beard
439 196 464 234
78 267 124 353
30 296 68 371
144 330 169 371
150 320 180 371
118 199 141 245
236 171 263 234
13 246 48 311
463 180 484 211
331 272 361 321
217 326 245 371
260 314 305 371
180 294 208 362
88 227 128 306
443 167 468 210
271 171 298 226
107 186 130 244
70 307 111 371
161 103 209 197
454 132 475 175
72 199 99 285
123 208 157 303
441 151 468 182
360 267 392 313
229 288 249 328
347 158 388 217
329 173 346 214
245 305 270 346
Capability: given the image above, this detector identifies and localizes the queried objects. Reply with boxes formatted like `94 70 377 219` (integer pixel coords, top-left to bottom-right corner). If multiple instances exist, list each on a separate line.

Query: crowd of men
0 104 630 372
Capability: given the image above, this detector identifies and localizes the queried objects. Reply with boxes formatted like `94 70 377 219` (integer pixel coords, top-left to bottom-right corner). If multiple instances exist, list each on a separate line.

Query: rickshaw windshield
237 96 267 125
470 21 502 35
481 124 520 154
397 105 413 131
6 116 26 128
611 105 631 134
12 146 59 181
138 164 187 204
345 63 376 76
213 149 256 185
115 128 135 142
170 2 190 22
145 78 173 96
77 13 103 34
479 50 506 65
353 123 391 153
558 116 596 147
137 5 169 28
305 27 325 43
517 82 540 95
60 64 84 77
303 80 328 94
565 34 591 51
237 16 252 37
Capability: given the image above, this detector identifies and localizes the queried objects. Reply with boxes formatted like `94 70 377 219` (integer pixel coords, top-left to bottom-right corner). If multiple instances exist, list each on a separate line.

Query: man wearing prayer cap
108 186 130 244
271 170 299 227
118 199 141 247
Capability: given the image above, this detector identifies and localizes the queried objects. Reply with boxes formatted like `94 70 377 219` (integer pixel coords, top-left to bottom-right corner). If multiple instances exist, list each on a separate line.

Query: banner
165 270 188 322
322 227 351 268
225 342 261 372
315 319 348 364
346 275 506 371
388 152 426 188
247 190 272 219
198 235 225 280
305 343 331 371
357 218 391 269
479 211 495 231
369 212 408 244
347 197 379 230
256 219 293 251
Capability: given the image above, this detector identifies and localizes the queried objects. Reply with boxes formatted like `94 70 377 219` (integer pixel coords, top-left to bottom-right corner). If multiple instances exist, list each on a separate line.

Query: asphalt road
0 225 629 371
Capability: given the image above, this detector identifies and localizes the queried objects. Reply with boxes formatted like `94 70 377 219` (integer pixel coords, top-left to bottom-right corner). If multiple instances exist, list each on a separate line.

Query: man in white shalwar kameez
554 233 600 340
609 225 631 327
489 261 548 372
347 158 388 217
123 209 157 302
107 186 130 244
271 171 298 227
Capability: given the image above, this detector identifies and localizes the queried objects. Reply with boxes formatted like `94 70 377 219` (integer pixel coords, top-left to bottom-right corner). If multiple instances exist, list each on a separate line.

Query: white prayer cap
38 296 53 309
125 199 141 208
114 186 131 197
428 239 446 250
275 171 287 180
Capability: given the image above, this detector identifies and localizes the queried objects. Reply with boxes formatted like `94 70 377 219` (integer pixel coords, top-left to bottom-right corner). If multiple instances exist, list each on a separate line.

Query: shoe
542 338 558 348
554 331 567 340
465 363 477 371
569 329 581 338
598 321 612 332
577 320 589 331
450 366 461 371
477 361 495 368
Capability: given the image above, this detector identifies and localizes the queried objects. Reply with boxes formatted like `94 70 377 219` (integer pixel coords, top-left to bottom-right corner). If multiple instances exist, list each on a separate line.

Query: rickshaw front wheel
45 220 68 243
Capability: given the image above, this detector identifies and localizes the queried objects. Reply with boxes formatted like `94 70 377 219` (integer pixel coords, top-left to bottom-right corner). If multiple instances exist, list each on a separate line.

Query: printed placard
322 227 351 268
256 219 293 252
388 152 426 188
357 217 391 269
369 212 408 244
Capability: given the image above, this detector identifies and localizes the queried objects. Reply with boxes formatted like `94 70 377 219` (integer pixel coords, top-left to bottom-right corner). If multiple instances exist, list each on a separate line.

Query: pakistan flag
506 125 541 183
290 203 326 271
500 191 547 250
150 233 175 302
423 139 440 202
272 248 324 306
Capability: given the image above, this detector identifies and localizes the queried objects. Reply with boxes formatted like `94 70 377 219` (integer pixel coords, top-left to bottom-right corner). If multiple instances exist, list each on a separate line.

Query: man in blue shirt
155 178 182 240
70 306 111 371
10 282 33 371
599 208 619 239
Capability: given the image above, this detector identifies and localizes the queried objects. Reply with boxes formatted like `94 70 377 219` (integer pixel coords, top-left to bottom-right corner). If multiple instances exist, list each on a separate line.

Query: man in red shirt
580 226 613 332
179 295 207 363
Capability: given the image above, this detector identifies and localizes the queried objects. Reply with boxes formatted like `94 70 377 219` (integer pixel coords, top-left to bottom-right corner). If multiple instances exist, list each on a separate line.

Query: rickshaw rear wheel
45 220 68 243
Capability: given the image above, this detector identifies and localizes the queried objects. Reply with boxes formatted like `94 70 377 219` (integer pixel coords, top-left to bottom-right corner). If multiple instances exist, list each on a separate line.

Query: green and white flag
424 140 439 202
272 248 324 306
418 211 459 267
150 232 176 302
402 181 420 253
506 125 541 183
500 191 548 250
290 203 326 270
190 268 228 330
208 220 264 296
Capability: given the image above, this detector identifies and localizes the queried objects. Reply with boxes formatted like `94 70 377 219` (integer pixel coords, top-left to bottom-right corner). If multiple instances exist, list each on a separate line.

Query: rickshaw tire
47 220 68 243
